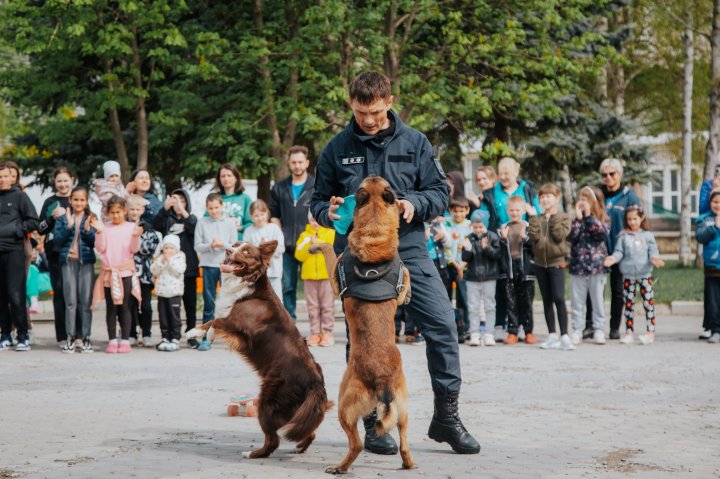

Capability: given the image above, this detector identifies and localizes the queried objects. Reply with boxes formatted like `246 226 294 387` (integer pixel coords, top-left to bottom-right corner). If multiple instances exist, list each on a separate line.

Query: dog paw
402 460 418 470
325 465 347 475
185 328 204 340
241 451 252 459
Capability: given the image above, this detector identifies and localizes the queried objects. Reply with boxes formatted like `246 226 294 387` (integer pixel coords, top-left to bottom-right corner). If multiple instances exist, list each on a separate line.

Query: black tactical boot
428 392 481 454
363 409 398 455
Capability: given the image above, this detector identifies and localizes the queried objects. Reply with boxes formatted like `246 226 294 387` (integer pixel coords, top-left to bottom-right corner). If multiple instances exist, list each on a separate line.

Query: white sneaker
128 337 138 347
494 326 506 343
571 330 583 345
468 333 481 347
559 334 575 351
0 338 12 352
156 338 170 351
142 336 155 348
481 333 496 346
593 329 606 345
709 333 720 344
539 333 561 350
699 329 711 340
619 332 634 345
517 325 526 342
638 333 654 345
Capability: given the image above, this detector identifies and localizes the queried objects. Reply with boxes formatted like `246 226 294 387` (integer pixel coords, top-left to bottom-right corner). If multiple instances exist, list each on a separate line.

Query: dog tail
306 243 340 294
374 386 398 437
283 385 334 443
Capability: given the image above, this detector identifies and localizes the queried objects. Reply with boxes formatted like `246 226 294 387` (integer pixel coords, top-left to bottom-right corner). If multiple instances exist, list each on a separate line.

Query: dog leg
325 379 372 475
396 380 416 470
242 432 280 459
293 432 315 454
186 320 214 341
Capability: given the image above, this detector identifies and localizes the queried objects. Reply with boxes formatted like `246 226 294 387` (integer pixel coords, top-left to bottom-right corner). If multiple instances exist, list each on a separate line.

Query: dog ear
355 188 369 208
258 240 278 269
382 187 396 204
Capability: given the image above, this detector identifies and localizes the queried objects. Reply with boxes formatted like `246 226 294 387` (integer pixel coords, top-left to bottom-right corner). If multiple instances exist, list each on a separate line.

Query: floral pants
623 277 656 333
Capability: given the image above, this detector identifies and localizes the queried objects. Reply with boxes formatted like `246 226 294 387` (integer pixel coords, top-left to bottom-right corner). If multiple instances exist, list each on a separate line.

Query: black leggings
535 266 568 335
182 276 197 332
130 283 154 338
105 277 132 340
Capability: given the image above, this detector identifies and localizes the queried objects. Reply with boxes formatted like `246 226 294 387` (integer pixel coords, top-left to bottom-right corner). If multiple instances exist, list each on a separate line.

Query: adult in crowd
214 163 253 241
37 166 76 346
467 165 499 230
480 157 540 337
594 158 640 340
446 170 467 202
127 169 162 224
311 71 480 456
270 145 314 321
698 164 720 339
0 162 39 351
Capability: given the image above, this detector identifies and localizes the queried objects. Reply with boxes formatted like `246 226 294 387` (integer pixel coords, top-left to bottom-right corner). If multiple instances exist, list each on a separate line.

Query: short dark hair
449 197 470 210
214 163 244 194
106 194 127 211
349 72 392 104
287 145 308 159
206 192 223 205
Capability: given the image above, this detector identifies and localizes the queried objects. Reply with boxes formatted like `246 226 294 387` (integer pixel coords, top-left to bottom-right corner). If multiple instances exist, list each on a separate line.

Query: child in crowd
426 216 450 291
195 193 236 351
604 205 664 345
153 189 199 339
528 183 573 350
499 196 536 345
443 197 471 343
243 199 285 299
295 212 336 347
569 186 610 345
94 161 129 222
127 194 160 348
26 236 51 314
151 235 186 351
54 186 96 353
696 191 720 344
92 195 142 354
394 306 423 345
461 209 502 346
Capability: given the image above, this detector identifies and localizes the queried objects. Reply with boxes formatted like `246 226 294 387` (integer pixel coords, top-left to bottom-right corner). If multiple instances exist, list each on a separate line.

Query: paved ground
1 314 718 479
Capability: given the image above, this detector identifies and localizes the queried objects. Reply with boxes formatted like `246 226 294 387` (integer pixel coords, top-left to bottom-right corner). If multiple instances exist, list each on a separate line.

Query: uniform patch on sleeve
341 156 365 165
434 158 446 178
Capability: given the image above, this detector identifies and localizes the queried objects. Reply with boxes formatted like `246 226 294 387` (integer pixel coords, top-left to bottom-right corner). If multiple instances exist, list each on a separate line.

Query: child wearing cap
94 160 129 222
461 209 502 346
150 234 186 351
527 183 573 350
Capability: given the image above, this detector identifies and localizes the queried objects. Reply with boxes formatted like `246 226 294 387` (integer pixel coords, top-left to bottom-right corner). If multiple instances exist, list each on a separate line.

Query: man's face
350 96 394 136
507 202 524 222
0 168 12 190
206 199 223 219
450 206 469 223
288 153 309 178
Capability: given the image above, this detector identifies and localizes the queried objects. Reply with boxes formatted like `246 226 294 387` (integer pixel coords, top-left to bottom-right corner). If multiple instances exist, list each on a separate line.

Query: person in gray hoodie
604 205 664 346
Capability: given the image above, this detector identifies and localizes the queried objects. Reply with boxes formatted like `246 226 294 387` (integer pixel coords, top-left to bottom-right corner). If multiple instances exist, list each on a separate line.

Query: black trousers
586 264 622 331
535 266 568 335
394 305 416 336
705 276 720 334
130 283 154 338
0 250 29 342
48 255 68 341
105 277 132 340
158 296 182 341
182 276 198 332
506 259 534 334
495 279 507 329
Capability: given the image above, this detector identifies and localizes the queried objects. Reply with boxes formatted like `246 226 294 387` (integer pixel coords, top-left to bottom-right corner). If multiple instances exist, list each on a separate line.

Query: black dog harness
336 250 406 302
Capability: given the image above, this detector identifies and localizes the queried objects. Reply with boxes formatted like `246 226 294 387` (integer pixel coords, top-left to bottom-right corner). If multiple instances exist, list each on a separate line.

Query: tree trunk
257 172 271 204
595 17 609 108
131 27 149 174
680 14 694 266
384 1 400 97
559 164 574 213
705 0 720 180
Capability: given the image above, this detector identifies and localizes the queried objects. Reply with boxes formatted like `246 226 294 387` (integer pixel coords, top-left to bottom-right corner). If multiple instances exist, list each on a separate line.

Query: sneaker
517 325 525 342
306 334 322 347
15 340 30 352
708 332 720 344
504 333 518 345
128 337 137 347
58 340 66 350
106 340 119 353
559 334 575 351
165 339 180 351
117 340 131 353
494 326 506 343
187 338 200 349
593 329 606 345
582 328 594 340
638 333 654 345
156 338 170 351
412 334 426 346
197 338 212 351
619 332 635 345
539 333 561 350
0 338 12 352
320 332 335 347
609 329 621 340
571 330 583 345
699 330 711 340
142 336 155 348
468 333 481 347
524 332 537 345
81 338 93 353
481 333 496 346
61 338 75 354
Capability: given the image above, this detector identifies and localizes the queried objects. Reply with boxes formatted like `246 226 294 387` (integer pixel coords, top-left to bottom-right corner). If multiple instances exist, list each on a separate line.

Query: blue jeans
202 267 221 324
282 252 300 320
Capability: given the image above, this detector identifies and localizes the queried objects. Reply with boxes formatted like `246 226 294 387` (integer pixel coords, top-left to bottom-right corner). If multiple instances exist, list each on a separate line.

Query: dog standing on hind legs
310 176 416 474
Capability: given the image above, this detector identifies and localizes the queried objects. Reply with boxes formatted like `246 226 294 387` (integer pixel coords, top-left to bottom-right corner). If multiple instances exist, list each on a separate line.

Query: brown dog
310 176 416 474
186 240 333 459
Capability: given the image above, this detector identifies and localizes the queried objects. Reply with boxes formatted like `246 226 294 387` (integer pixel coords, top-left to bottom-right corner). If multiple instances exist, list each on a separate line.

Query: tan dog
310 176 415 474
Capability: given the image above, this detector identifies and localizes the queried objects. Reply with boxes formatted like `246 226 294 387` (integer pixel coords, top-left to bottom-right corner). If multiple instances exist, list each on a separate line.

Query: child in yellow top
295 212 336 347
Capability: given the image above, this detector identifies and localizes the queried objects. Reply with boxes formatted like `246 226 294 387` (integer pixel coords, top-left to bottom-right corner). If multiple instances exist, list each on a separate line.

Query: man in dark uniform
310 72 480 455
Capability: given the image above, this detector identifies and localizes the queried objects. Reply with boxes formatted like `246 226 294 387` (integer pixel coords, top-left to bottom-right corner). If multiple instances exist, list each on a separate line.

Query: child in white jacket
150 234 186 351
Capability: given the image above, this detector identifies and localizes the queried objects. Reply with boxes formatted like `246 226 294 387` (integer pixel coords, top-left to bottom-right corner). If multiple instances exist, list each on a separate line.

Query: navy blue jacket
311 109 449 259
602 185 639 254
0 186 39 251
53 213 96 265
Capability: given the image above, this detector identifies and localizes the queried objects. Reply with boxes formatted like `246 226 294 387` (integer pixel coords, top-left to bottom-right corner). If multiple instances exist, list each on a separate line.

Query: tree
680 8 695 266
706 0 720 180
